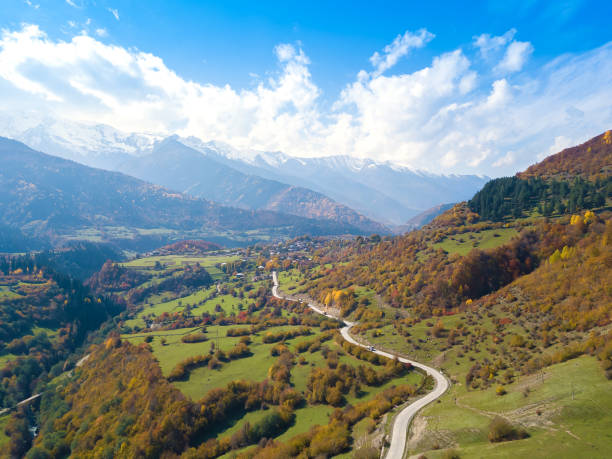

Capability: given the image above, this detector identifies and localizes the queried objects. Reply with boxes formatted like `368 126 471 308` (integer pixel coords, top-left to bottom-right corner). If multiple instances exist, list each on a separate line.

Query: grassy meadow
116 252 425 457
410 355 612 458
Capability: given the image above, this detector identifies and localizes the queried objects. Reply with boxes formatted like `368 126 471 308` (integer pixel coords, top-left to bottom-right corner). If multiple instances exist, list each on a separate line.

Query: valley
1 4 611 457
8 250 426 458
0 115 610 459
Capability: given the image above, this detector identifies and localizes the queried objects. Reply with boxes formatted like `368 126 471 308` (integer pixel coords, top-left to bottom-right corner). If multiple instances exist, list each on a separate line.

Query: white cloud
108 8 119 21
0 24 611 176
493 150 516 167
496 40 533 73
474 29 516 57
25 0 40 8
369 29 434 76
95 28 108 37
65 0 77 7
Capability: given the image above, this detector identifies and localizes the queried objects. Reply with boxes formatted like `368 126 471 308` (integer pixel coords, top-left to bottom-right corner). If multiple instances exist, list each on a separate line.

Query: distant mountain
0 115 489 225
0 112 158 170
0 137 374 250
115 138 387 234
180 137 489 225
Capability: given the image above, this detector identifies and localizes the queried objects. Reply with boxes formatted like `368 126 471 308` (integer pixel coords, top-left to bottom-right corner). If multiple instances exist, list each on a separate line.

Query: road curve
272 271 449 459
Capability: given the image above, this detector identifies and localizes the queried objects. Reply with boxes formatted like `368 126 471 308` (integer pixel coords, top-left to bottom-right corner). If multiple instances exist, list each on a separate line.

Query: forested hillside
519 130 612 180
0 253 125 456
300 131 612 316
270 131 612 457
2 131 610 459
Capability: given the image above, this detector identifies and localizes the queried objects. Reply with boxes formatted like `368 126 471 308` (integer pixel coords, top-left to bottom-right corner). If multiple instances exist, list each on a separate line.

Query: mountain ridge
0 137 376 249
114 138 388 234
0 116 489 225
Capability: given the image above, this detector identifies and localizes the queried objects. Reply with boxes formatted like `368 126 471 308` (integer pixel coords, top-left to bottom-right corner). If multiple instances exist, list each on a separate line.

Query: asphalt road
272 271 449 459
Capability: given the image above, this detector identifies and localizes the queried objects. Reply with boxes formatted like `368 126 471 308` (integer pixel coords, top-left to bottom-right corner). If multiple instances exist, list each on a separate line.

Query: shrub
168 354 211 381
228 342 252 359
442 449 461 459
488 416 528 442
226 327 251 337
495 385 507 396
262 327 311 344
354 446 380 459
271 344 288 356
181 332 208 343
509 334 526 347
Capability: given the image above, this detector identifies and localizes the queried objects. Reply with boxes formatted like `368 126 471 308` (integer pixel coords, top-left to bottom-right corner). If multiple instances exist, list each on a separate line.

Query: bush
226 327 251 337
488 416 528 442
228 342 252 359
495 385 507 396
181 332 208 343
442 449 460 459
262 327 311 343
168 354 211 381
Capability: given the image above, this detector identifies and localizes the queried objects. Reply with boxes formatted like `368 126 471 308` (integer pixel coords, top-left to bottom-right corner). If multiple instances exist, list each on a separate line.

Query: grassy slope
412 355 612 458
120 253 244 328
123 319 424 455
431 227 519 256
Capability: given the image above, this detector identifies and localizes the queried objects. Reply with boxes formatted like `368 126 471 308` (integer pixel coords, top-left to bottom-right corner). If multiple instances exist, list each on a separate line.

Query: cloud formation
108 8 119 21
496 40 533 73
369 29 434 76
474 29 516 57
0 24 611 175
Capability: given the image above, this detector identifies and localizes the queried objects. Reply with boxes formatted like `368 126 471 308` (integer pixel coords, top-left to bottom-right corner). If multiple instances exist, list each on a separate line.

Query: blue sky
1 0 611 175
4 0 611 98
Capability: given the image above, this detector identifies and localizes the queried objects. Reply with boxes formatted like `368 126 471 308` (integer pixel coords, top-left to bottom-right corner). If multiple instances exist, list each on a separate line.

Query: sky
1 0 611 175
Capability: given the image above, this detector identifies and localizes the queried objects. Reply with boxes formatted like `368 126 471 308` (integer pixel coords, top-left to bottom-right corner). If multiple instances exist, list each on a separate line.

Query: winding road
272 271 449 459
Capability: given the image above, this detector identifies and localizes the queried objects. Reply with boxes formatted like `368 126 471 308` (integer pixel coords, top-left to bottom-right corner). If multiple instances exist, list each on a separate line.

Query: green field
118 253 253 329
122 254 239 280
410 355 612 458
277 269 304 293
432 227 519 256
123 316 424 456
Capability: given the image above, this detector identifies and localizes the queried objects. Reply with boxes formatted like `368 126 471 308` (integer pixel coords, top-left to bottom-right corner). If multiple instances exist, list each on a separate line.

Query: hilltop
519 130 612 180
150 240 222 256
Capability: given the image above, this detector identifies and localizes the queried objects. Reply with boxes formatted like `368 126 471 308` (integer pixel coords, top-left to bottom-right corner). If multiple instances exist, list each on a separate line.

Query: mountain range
0 137 375 250
0 115 489 227
115 138 386 234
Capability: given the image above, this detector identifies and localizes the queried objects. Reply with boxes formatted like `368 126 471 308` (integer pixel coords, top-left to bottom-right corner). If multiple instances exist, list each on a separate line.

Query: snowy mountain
180 138 489 225
115 137 389 234
0 112 159 170
0 114 489 226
